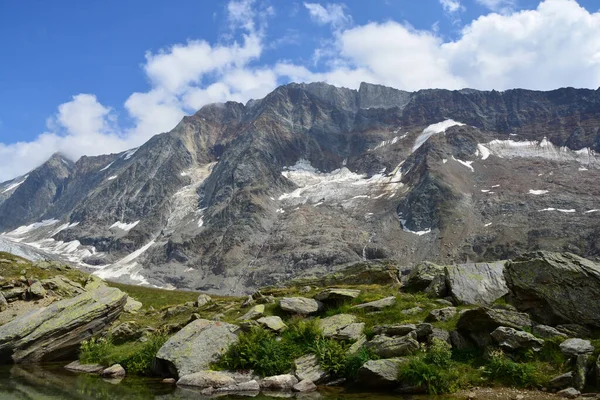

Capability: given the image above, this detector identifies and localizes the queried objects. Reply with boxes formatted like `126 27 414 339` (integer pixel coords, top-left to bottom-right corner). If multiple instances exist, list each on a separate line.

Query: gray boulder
124 297 143 313
196 294 212 307
214 380 261 394
366 334 420 358
549 372 574 390
556 324 592 339
293 379 317 392
0 292 7 312
280 297 322 315
532 325 568 339
559 338 594 357
373 324 416 337
429 328 451 344
41 276 85 298
457 308 532 347
177 371 236 388
64 360 105 374
260 374 299 391
401 306 423 315
28 282 46 299
356 358 408 387
557 387 580 398
446 262 508 306
237 304 265 321
415 323 434 341
504 252 600 327
352 296 396 311
110 321 141 344
314 288 360 302
319 314 364 341
0 286 127 363
425 307 457 322
101 364 126 378
490 326 544 352
155 319 239 378
404 262 445 292
257 316 287 332
294 354 329 383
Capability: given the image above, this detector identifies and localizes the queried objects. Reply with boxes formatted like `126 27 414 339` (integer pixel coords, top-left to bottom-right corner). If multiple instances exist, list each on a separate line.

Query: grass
0 252 89 284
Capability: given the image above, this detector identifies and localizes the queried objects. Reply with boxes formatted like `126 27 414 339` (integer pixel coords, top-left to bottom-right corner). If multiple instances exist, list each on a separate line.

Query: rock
574 354 589 391
557 387 580 398
457 307 532 347
424 274 447 298
429 328 451 344
162 305 188 319
101 364 126 378
532 325 568 339
319 314 364 340
260 374 299 391
294 354 329 383
280 297 323 315
504 252 600 327
155 319 239 378
450 331 472 350
356 358 407 387
348 335 368 355
436 299 454 306
83 275 106 290
404 262 445 292
366 334 420 357
300 286 312 294
373 324 416 337
241 295 254 308
556 324 593 339
110 321 141 344
314 288 360 302
352 296 396 311
490 326 544 352
425 307 457 322
238 304 265 321
124 297 143 313
2 287 26 301
257 316 287 332
415 323 434 341
401 306 423 315
177 371 236 388
196 294 212 307
162 378 176 384
0 292 7 312
28 281 46 299
41 276 85 298
549 372 574 390
214 380 261 393
293 379 317 392
0 286 127 363
560 339 594 357
445 262 508 306
64 360 105 374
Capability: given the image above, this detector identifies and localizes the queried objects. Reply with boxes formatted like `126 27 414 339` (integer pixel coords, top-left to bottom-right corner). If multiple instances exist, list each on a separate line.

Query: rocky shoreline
2 251 600 398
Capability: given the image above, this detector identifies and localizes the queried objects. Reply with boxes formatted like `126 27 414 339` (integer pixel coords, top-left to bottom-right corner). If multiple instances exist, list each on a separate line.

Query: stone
404 262 445 292
0 292 7 312
162 378 176 384
356 358 408 387
574 354 589 391
64 360 105 374
257 316 287 332
373 324 416 337
0 286 127 363
101 364 126 378
415 323 434 341
241 295 254 308
294 354 329 383
556 324 593 339
28 281 46 299
293 379 317 392
445 262 508 306
214 380 261 393
560 339 595 357
238 304 265 321
280 297 323 315
162 305 188 319
436 299 454 306
2 287 26 301
401 306 423 315
155 319 239 378
314 288 360 302
196 294 212 307
425 307 457 322
504 252 600 327
319 314 364 340
83 275 106 290
532 325 568 339
348 335 368 355
352 296 396 311
424 274 447 298
457 307 532 347
429 328 451 344
110 321 141 344
450 331 472 350
557 387 580 398
41 276 85 298
124 297 143 313
549 372 574 390
366 334 420 358
300 286 312 294
177 371 236 388
490 326 544 352
260 374 299 391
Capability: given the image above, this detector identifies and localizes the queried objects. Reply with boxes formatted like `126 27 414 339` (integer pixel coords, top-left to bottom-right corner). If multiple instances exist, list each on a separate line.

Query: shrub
282 318 321 352
424 338 452 367
312 338 347 375
399 357 459 395
344 347 378 380
484 349 544 388
121 334 168 375
79 337 114 364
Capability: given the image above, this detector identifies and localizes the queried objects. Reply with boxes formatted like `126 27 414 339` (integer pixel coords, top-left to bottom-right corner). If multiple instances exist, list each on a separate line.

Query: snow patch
93 240 155 285
529 190 549 195
100 161 115 172
50 222 80 237
371 135 401 151
484 223 492 227
538 208 576 213
2 176 28 194
477 144 491 160
413 120 466 152
579 167 589 171
110 221 140 232
122 148 138 160
107 175 117 181
585 209 599 214
452 156 474 172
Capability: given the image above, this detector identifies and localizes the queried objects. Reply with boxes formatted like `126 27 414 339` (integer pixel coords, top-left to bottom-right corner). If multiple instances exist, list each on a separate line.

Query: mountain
1 82 600 294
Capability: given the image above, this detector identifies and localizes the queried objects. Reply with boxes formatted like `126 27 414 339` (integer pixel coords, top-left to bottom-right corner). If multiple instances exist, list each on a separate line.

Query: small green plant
484 349 544 388
344 347 379 380
282 318 321 351
399 357 459 395
312 338 347 375
79 337 114 364
424 338 452 367
121 334 168 375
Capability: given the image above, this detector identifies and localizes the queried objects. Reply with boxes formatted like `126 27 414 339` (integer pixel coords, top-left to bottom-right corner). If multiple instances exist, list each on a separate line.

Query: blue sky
0 0 599 180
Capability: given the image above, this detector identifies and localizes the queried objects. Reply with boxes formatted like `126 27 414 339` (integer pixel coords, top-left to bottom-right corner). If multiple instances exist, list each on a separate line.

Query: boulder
490 327 544 352
110 321 141 344
559 338 594 357
314 288 360 302
352 296 396 311
41 276 85 298
556 324 592 339
257 316 287 332
573 354 589 391
348 335 368 355
450 331 472 350
280 297 322 315
373 324 416 337
260 374 299 391
504 252 600 327
155 319 239 378
28 282 46 299
532 325 568 339
425 307 457 322
356 358 408 387
429 328 451 344
415 324 434 341
2 287 26 301
196 294 212 307
319 314 364 340
401 306 423 315
404 262 445 292
237 304 265 321
0 292 7 312
366 334 420 358
445 262 508 306
101 364 126 378
557 387 580 398
294 354 329 383
64 360 105 374
549 372 574 390
214 380 261 393
425 274 448 298
124 297 143 313
177 371 236 388
457 308 532 347
83 275 106 290
293 379 317 392
0 286 127 363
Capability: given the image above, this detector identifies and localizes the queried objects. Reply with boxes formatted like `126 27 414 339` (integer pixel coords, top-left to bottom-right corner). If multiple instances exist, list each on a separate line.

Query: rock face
490 327 544 352
505 252 600 327
280 297 322 315
457 308 532 347
0 286 127 363
155 319 239 378
445 262 508 306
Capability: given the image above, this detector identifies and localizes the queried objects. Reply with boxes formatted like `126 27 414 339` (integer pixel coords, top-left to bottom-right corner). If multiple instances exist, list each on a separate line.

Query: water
0 364 459 400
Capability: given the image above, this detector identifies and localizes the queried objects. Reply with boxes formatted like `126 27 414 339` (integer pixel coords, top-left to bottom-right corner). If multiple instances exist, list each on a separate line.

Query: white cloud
440 0 464 14
304 2 352 30
476 0 517 13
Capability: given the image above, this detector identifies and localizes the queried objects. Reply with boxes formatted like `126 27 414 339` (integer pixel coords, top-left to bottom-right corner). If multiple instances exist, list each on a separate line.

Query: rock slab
445 262 508 306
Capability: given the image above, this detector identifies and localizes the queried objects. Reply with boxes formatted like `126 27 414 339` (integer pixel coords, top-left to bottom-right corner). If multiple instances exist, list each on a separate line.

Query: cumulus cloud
304 2 352 30
440 0 465 14
476 0 517 13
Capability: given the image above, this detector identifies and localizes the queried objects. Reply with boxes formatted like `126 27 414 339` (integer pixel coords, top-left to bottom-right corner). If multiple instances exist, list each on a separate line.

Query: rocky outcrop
0 286 127 363
505 252 600 327
154 319 239 378
457 308 532 347
403 262 445 292
445 262 508 306
559 339 595 357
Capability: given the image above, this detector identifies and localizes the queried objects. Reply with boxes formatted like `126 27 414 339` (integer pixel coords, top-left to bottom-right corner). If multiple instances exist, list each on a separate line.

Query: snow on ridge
2 176 28 194
122 148 138 160
529 189 549 195
107 175 117 181
370 135 405 151
3 219 60 239
100 161 115 172
452 156 474 172
412 120 466 152
50 222 80 237
110 221 140 232
585 209 599 214
538 208 576 213
93 240 156 285
477 144 491 160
